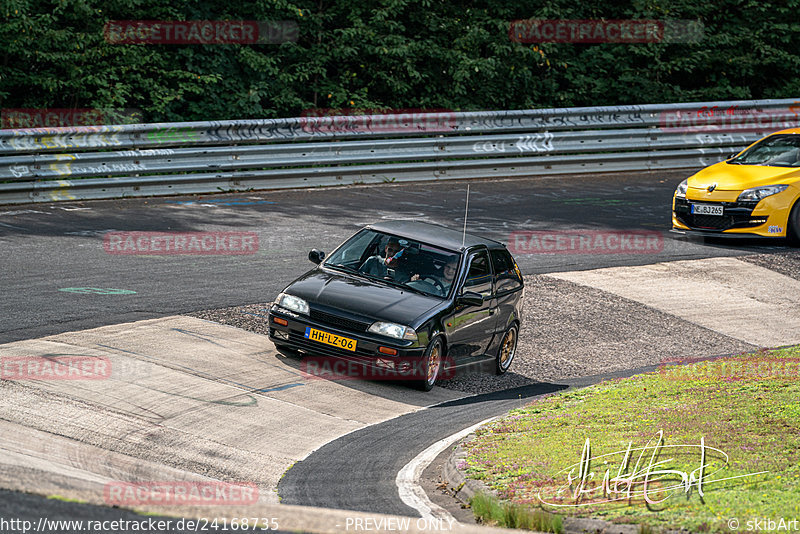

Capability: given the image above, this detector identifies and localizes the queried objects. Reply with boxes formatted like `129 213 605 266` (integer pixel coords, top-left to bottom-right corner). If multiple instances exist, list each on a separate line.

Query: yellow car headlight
737 185 788 203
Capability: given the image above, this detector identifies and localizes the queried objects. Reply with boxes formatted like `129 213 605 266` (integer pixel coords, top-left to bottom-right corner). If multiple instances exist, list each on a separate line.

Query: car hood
688 161 800 191
282 268 443 327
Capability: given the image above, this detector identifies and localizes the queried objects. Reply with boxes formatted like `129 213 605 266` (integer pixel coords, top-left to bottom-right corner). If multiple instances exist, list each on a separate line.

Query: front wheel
414 338 443 391
788 201 800 246
496 324 518 375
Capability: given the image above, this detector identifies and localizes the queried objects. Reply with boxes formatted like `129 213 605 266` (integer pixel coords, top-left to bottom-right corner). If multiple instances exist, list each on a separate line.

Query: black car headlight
675 179 688 199
737 185 788 203
368 321 418 341
274 293 310 315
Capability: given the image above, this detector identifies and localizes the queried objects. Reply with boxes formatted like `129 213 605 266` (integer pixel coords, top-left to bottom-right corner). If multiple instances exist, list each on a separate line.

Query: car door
490 247 524 331
443 248 499 361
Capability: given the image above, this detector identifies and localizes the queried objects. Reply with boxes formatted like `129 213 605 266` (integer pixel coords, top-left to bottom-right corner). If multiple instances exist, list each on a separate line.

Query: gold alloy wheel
427 343 441 384
499 328 516 369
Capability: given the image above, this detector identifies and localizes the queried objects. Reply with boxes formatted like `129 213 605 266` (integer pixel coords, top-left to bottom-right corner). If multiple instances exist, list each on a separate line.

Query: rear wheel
414 338 443 391
496 324 518 375
788 201 800 246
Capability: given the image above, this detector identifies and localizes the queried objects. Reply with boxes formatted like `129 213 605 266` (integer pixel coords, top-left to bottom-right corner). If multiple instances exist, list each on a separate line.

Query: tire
496 324 518 375
414 337 443 391
788 201 800 246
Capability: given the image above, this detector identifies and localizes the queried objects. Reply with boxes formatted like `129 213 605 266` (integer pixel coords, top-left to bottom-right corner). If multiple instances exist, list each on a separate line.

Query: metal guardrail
1 98 798 204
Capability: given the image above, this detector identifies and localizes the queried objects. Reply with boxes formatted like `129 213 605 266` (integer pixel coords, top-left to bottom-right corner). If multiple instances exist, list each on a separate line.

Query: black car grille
673 198 763 231
309 309 371 332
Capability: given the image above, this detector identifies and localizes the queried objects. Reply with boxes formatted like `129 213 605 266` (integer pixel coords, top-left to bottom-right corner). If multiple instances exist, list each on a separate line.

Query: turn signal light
378 346 397 356
272 317 288 326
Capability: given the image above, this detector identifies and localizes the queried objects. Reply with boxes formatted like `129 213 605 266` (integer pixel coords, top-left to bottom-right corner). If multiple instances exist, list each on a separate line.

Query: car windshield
323 229 461 299
729 134 800 167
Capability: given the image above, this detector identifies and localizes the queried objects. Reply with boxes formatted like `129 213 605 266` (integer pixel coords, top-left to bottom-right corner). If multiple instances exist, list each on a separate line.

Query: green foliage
470 492 564 532
2 0 799 123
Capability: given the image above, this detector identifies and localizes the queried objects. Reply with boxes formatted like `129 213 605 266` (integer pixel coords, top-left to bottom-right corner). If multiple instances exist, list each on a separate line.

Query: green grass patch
470 491 564 532
463 345 800 533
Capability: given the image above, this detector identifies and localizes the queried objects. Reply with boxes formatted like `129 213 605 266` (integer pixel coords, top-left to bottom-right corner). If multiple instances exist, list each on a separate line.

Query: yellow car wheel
789 201 800 245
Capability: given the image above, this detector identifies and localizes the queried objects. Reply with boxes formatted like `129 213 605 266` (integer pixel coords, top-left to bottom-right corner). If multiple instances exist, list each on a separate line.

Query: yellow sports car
672 128 800 243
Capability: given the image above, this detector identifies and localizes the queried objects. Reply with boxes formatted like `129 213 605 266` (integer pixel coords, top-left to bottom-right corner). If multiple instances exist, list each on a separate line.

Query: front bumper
672 197 765 232
268 305 427 379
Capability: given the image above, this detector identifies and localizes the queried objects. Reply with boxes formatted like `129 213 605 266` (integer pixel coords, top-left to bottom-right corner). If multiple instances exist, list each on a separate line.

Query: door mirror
457 291 484 307
308 249 325 264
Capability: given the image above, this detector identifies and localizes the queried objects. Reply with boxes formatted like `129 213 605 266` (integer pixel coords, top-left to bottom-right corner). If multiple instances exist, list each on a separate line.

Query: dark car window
462 250 493 298
323 228 460 298
491 249 522 293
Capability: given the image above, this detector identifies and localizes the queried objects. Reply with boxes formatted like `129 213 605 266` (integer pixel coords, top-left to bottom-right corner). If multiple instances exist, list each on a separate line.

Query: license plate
304 327 357 352
691 203 723 216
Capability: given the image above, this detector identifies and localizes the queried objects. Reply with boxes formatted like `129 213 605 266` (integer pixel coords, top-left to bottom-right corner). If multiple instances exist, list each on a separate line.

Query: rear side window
491 249 522 293
463 251 493 298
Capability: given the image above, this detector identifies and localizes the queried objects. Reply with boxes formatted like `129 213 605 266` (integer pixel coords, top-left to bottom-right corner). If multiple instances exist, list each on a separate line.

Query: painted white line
396 415 498 523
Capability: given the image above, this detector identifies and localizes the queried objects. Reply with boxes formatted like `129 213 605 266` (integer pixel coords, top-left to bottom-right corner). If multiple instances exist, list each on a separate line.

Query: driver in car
359 237 416 282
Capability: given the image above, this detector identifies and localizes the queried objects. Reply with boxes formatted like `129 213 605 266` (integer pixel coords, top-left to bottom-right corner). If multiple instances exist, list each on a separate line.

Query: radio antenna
461 184 470 248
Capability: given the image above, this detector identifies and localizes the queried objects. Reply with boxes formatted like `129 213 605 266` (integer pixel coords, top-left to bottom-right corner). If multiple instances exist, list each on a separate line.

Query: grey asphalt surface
1 170 790 345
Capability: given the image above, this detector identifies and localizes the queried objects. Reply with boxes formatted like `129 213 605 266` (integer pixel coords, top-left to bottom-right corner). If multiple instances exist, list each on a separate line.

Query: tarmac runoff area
548 256 800 348
0 255 799 530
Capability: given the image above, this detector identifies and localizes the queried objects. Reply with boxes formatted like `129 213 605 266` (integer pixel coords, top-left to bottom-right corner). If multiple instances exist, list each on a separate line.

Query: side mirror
308 249 325 265
457 291 484 307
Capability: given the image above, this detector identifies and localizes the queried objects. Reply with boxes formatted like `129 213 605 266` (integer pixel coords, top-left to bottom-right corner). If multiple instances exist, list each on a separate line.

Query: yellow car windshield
730 134 800 167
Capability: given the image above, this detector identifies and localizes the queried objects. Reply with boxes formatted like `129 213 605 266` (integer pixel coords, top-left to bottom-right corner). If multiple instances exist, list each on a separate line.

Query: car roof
766 128 800 136
366 220 505 252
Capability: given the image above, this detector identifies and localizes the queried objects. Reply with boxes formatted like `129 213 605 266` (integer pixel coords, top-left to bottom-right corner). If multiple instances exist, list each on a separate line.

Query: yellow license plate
304 327 357 352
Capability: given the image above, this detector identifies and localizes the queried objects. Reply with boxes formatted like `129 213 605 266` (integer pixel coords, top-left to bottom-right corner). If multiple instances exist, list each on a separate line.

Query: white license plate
691 204 723 216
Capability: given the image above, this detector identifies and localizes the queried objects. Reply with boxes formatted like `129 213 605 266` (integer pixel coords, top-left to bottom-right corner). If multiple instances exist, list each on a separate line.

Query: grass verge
471 491 564 532
463 345 800 532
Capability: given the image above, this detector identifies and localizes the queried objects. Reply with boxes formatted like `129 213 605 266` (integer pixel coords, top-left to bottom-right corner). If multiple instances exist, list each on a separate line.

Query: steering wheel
420 276 446 296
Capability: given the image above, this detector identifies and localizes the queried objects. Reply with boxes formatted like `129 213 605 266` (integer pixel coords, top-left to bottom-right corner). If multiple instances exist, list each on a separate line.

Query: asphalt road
0 170 789 344
277 363 665 517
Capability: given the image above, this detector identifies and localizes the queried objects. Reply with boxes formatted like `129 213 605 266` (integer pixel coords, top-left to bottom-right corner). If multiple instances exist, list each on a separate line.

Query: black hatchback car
268 220 524 390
